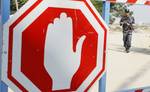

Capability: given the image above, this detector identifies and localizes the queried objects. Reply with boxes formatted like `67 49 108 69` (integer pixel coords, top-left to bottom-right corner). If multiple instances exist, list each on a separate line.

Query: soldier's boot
125 46 130 53
126 48 130 53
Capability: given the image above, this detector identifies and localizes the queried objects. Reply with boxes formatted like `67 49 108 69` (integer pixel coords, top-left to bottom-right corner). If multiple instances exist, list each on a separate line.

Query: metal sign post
99 1 110 92
0 0 10 92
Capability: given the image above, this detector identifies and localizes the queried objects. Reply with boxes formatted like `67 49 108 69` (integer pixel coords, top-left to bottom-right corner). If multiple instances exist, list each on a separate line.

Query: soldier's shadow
116 60 150 92
108 44 150 55
131 47 150 55
108 44 150 92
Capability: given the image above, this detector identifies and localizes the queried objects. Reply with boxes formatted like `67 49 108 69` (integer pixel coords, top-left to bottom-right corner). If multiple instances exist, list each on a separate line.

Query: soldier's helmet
125 9 130 13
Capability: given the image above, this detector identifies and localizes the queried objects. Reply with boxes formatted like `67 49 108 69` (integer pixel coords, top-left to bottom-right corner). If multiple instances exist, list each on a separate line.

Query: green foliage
18 0 28 8
10 0 133 24
91 1 133 24
91 0 103 15
110 3 132 17
11 0 28 14
10 0 17 14
110 3 133 24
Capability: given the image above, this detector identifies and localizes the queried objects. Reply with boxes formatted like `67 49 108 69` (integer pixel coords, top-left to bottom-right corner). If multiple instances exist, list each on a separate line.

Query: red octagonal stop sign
2 0 108 92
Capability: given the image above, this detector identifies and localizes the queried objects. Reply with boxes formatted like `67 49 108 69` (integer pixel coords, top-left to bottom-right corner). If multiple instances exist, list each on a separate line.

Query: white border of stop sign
2 0 108 91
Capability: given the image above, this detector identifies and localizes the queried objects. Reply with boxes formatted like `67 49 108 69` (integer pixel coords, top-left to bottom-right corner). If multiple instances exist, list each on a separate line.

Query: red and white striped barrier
134 89 150 92
120 87 150 92
102 0 150 5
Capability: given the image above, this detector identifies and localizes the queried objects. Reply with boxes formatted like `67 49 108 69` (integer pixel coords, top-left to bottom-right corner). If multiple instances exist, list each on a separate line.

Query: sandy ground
106 30 150 92
89 30 150 92
8 31 150 92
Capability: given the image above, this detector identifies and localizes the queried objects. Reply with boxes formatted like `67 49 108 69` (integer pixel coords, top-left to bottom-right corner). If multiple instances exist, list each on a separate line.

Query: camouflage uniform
120 15 135 52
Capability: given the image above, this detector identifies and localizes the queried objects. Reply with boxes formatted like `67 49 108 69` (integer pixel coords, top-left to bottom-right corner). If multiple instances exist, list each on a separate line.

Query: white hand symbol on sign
44 13 86 90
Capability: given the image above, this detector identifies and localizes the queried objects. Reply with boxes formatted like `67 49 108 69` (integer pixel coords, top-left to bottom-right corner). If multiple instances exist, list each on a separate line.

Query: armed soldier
120 9 135 53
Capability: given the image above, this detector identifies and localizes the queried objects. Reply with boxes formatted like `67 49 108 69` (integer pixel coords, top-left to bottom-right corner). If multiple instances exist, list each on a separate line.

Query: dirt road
106 31 150 92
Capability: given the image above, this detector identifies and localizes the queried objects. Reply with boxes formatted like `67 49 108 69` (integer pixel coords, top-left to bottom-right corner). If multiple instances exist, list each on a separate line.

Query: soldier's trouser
123 32 132 49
